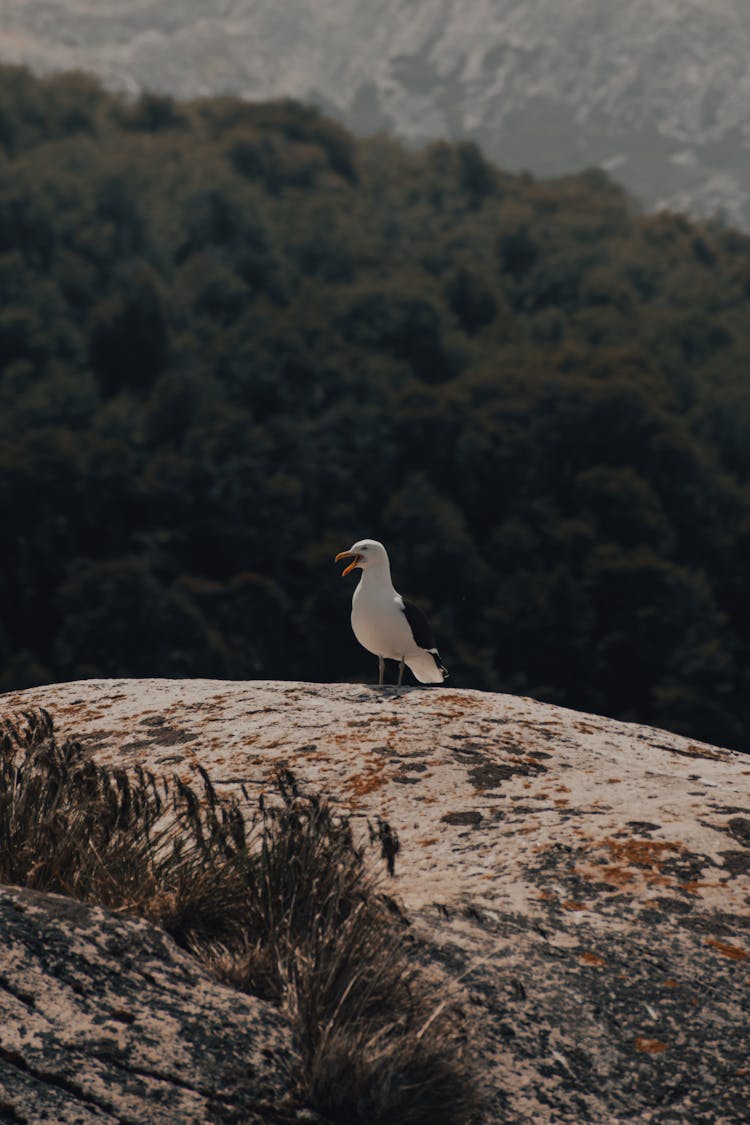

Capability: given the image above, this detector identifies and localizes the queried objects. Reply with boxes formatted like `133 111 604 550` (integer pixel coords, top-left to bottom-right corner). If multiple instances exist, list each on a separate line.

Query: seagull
334 539 448 686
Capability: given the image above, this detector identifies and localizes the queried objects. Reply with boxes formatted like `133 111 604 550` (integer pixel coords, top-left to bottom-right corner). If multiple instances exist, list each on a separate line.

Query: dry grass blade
0 708 251 943
0 707 480 1124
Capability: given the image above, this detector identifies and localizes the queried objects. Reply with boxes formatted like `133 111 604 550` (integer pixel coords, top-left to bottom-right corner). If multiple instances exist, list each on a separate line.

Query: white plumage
334 539 448 686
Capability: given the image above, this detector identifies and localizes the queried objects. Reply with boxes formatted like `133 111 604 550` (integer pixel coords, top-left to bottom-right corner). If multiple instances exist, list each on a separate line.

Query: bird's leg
397 659 405 686
378 656 385 687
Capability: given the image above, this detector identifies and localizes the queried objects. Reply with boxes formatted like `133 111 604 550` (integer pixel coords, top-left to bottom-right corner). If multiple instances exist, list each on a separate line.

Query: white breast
351 581 415 661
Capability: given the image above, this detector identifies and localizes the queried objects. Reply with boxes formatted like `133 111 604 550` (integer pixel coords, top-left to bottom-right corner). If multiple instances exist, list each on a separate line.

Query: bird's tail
406 649 448 685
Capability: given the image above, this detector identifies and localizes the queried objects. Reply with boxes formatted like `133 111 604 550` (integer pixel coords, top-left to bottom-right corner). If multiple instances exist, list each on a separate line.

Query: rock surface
2 677 750 1123
0 882 300 1124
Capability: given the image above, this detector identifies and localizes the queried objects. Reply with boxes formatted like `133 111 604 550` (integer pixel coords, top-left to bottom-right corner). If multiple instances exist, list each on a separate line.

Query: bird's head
335 539 388 576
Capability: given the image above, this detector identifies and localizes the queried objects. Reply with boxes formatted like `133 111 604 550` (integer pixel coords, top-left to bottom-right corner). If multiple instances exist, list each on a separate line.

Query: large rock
2 678 749 1123
0 882 300 1124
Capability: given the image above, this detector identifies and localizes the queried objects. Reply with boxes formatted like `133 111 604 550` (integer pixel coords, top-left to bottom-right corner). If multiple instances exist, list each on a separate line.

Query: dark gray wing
400 599 438 651
401 598 448 679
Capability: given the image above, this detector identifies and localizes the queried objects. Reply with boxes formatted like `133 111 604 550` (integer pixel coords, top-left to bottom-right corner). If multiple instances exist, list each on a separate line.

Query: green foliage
1 65 749 749
89 264 167 393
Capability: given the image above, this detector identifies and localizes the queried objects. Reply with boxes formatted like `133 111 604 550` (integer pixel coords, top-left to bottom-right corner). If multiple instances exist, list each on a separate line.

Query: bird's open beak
335 550 361 577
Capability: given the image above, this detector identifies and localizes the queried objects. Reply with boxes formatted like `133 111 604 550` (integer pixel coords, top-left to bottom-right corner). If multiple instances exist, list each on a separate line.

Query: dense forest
0 64 749 750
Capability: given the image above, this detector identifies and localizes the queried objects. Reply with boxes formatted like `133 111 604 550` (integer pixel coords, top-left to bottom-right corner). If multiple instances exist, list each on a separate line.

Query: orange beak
335 550 361 577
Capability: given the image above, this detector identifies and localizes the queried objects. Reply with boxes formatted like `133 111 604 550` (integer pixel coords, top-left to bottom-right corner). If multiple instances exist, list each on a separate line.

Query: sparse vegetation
0 708 478 1124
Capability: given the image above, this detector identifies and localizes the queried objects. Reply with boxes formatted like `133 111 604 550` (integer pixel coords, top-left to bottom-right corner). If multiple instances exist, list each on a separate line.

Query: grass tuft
0 708 479 1123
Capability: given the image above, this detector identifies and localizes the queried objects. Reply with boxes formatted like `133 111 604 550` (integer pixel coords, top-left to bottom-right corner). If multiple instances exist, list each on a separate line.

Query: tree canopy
1 64 749 750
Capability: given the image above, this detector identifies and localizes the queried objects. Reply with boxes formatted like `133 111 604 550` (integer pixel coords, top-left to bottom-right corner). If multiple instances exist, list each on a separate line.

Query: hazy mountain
1 0 749 226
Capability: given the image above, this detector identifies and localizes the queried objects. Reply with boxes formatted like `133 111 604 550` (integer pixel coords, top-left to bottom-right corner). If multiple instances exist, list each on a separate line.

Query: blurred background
0 1 748 751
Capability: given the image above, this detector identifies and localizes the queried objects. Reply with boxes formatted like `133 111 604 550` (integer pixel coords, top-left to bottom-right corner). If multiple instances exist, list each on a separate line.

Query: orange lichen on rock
602 837 682 868
681 880 717 895
438 693 484 710
682 744 731 761
602 865 671 888
576 836 685 892
580 952 606 966
705 938 748 962
635 1037 668 1054
343 759 388 803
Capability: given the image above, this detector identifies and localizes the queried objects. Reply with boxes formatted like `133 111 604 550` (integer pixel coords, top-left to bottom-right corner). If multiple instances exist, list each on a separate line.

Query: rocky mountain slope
0 0 749 226
1 678 749 1122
